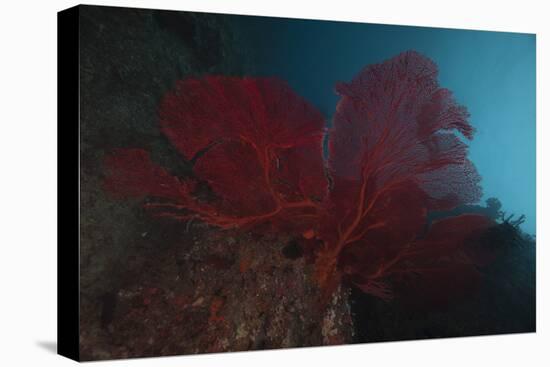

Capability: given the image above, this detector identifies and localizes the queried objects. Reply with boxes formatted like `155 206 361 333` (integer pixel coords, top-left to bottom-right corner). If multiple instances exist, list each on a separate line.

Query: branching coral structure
104 51 493 307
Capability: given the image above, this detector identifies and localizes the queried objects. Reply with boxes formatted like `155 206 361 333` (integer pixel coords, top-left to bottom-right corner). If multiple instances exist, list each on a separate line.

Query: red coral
314 51 489 302
104 148 195 202
104 52 493 305
346 214 493 305
105 76 327 233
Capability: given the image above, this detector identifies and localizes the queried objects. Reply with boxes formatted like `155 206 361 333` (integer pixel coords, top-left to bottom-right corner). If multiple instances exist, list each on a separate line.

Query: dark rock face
78 6 351 360
80 224 352 359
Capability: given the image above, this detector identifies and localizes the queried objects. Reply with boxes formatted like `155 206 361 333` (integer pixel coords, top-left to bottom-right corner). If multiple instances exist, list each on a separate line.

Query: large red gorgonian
104 51 493 305
105 76 328 233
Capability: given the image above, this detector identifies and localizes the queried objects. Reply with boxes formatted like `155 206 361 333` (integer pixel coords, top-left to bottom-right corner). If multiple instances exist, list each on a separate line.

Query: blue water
236 16 536 235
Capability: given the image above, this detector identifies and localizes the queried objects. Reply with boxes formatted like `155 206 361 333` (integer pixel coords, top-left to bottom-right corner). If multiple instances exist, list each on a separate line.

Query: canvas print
70 4 535 361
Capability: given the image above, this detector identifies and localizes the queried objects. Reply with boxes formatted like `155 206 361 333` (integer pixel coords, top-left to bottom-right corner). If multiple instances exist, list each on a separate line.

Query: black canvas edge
58 4 81 362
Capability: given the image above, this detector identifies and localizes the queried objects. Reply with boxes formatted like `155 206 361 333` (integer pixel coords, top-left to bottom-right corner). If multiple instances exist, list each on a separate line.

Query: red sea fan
104 148 195 202
104 52 494 305
315 51 490 301
105 76 328 233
